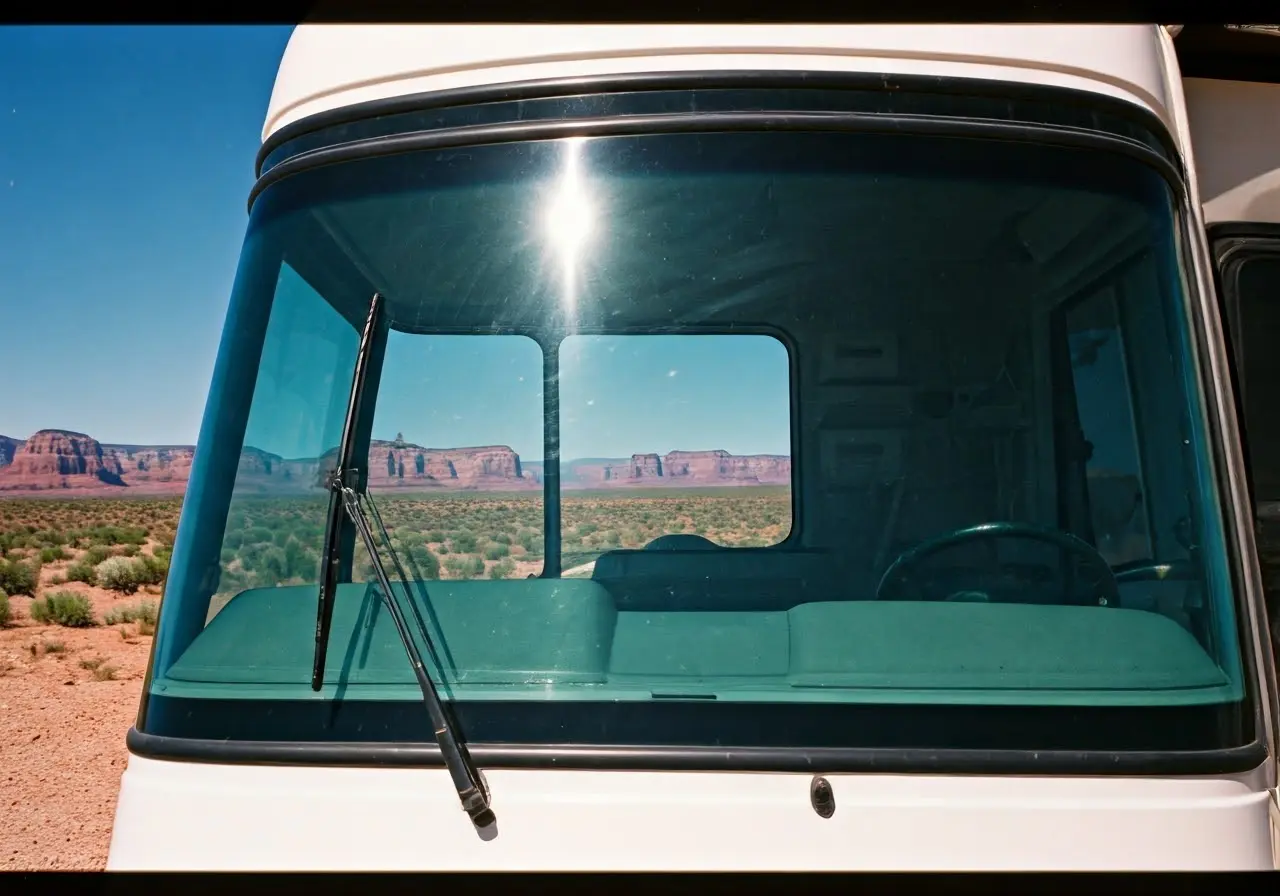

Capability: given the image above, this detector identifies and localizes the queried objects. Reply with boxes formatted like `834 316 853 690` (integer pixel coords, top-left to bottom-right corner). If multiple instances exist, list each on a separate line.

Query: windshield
138 100 1250 759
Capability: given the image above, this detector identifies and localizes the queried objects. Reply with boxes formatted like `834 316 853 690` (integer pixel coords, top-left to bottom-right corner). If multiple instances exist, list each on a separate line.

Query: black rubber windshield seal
247 109 1180 213
255 70 1184 179
127 726 1268 777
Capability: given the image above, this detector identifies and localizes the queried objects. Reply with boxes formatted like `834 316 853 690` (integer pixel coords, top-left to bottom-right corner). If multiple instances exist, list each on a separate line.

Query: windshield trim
255 70 1185 179
1174 201 1276 768
1185 215 1280 766
247 110 1181 213
126 726 1269 777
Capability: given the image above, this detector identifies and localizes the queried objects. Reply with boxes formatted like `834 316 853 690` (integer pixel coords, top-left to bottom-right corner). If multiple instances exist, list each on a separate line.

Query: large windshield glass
140 105 1249 757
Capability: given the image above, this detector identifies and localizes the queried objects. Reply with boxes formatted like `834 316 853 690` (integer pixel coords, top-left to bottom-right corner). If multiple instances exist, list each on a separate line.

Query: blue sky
1 26 793 461
0 26 292 446
369 333 792 462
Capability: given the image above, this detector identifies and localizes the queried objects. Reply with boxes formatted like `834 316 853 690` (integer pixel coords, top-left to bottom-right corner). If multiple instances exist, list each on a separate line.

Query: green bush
82 545 112 566
87 525 147 547
65 561 98 586
401 544 440 580
0 590 10 627
104 601 159 627
450 531 478 554
29 591 96 627
0 558 40 597
488 558 516 580
96 557 144 594
483 542 510 561
443 554 485 579
39 546 71 564
135 553 169 587
517 530 544 556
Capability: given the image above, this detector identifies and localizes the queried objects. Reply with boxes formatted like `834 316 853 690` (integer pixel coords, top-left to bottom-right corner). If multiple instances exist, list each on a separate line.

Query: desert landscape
0 427 792 869
0 428 791 496
0 496 173 869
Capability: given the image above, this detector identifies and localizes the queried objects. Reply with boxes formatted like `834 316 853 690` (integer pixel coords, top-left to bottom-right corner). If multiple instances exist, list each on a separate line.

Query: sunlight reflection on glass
544 137 594 313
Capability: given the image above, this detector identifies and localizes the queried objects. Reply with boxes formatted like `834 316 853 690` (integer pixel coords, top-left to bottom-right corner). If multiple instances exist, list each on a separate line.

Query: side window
1215 234 1280 647
1061 285 1153 567
213 262 361 615
1228 255 1280 501
355 333 545 581
556 334 793 576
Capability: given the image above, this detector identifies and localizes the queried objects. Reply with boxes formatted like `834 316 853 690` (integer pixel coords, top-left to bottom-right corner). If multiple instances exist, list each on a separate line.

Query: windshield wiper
310 291 495 832
313 292 383 691
337 481 496 831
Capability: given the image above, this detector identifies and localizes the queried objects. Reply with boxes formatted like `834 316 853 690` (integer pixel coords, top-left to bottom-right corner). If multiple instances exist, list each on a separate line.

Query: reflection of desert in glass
207 484 791 613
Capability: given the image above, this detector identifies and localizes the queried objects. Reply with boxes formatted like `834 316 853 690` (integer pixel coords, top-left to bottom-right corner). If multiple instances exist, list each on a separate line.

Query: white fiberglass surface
108 758 1277 870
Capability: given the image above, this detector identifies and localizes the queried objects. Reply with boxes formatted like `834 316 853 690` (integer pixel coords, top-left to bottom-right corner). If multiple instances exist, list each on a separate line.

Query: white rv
108 24 1280 870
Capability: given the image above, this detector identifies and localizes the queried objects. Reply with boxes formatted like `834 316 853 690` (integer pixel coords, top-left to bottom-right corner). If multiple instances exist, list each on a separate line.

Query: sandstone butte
0 430 792 496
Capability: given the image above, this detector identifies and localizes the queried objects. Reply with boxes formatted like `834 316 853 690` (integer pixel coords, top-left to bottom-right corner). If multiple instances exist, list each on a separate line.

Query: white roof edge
262 24 1176 143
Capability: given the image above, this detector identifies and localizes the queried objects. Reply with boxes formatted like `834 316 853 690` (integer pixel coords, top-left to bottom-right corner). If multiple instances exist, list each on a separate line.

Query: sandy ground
0 572 155 870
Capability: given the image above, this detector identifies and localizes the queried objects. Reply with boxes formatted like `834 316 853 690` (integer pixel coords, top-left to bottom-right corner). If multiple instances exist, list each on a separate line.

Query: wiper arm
337 481 496 832
313 292 383 691
307 291 494 832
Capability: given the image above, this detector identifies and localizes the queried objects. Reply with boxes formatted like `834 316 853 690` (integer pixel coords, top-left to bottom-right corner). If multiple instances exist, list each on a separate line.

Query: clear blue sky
369 333 792 462
0 26 292 445
1 26 791 461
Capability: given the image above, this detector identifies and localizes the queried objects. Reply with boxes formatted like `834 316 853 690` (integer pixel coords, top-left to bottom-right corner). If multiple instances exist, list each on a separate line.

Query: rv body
108 24 1280 870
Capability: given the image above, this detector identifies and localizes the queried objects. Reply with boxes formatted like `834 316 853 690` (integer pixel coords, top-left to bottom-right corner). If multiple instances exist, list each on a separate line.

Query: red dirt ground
0 569 154 869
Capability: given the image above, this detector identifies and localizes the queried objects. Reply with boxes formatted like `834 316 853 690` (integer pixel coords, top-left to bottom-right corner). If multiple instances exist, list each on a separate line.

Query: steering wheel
875 521 1121 607
1112 558 1198 584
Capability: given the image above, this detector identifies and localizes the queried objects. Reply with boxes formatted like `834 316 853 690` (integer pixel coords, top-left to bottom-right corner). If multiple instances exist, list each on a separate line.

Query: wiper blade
307 291 494 831
337 482 496 831
313 292 383 691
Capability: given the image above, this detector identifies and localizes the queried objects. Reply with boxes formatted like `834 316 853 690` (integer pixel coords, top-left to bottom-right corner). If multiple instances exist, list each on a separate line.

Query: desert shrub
488 558 516 580
243 527 274 546
104 601 159 627
483 542 510 561
0 590 10 627
280 538 317 581
82 545 112 565
443 554 485 579
87 525 148 547
33 529 67 547
29 591 95 627
450 531 478 554
96 557 145 594
39 546 71 564
65 561 98 585
0 558 40 597
400 544 440 580
135 554 169 587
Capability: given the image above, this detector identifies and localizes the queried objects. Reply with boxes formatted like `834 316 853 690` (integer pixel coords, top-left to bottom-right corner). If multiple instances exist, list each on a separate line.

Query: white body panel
109 24 1280 872
1183 78 1280 225
262 24 1176 141
108 756 1277 871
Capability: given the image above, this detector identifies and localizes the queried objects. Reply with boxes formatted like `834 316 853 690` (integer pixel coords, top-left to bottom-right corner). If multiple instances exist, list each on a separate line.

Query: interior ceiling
308 175 1045 330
